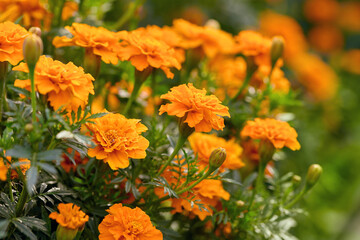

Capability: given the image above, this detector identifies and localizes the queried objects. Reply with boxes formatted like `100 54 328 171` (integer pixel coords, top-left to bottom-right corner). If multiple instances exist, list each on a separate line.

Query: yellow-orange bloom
290 53 338 101
241 118 300 151
189 133 244 171
1 154 30 180
337 2 360 32
308 25 343 53
0 21 28 65
53 23 121 65
159 83 230 132
0 159 7 181
86 112 149 170
340 49 360 75
117 29 181 79
62 1 78 21
0 0 50 28
303 0 339 23
14 56 94 112
49 203 89 230
98 203 163 240
172 19 236 58
61 149 88 173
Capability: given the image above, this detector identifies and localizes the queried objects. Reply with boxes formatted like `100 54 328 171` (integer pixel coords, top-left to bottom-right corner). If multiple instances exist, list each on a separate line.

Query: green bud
209 147 226 170
236 200 245 207
56 225 78 240
305 164 322 190
23 31 43 68
270 36 284 67
292 175 301 184
29 27 41 37
24 123 34 132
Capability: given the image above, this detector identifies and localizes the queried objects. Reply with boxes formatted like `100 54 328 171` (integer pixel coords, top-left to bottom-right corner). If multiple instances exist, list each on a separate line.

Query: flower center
129 221 143 236
105 129 119 144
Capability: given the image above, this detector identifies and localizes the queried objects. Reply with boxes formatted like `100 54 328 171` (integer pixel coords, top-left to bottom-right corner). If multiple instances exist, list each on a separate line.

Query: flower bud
305 164 322 190
209 147 227 170
292 175 301 184
23 31 43 68
270 36 284 67
236 200 245 207
56 225 78 240
205 19 220 29
24 123 34 132
29 27 41 37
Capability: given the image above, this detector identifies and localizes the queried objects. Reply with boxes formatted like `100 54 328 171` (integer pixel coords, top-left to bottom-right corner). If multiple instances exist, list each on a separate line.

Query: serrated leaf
6 145 31 159
26 167 38 195
86 112 108 120
17 217 48 234
13 219 37 240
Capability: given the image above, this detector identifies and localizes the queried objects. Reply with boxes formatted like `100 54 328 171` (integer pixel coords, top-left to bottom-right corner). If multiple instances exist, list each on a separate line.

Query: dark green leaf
26 167 38 195
6 145 31 159
13 219 37 240
87 112 108 120
37 149 63 162
0 219 10 238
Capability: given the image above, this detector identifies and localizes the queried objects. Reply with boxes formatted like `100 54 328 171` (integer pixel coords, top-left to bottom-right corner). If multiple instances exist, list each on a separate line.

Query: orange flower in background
117 29 181 79
308 25 343 53
0 21 28 65
86 112 149 170
241 118 300 151
98 203 163 240
290 53 338 101
49 203 89 229
340 50 360 75
172 179 230 220
172 19 236 58
189 133 244 171
0 0 50 28
53 23 121 65
14 56 94 112
0 159 7 181
1 154 30 180
62 1 78 21
61 150 89 173
303 0 339 23
260 11 308 59
159 83 230 132
337 2 360 32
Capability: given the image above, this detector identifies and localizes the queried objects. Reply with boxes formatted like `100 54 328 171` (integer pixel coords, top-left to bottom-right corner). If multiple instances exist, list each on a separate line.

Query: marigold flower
303 0 339 23
86 112 149 170
1 154 30 179
159 83 230 132
340 50 360 75
0 21 29 65
241 118 300 151
0 0 50 28
117 29 181 79
49 203 89 230
53 23 121 65
189 133 244 171
98 203 163 240
308 25 343 53
337 2 360 32
62 1 78 21
235 30 271 57
0 159 7 181
13 55 94 112
172 19 236 58
61 149 89 173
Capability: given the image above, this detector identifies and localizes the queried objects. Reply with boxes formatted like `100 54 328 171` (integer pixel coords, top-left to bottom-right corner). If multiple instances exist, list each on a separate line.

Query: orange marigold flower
62 1 78 21
172 19 236 58
290 53 338 101
303 0 339 23
0 0 50 28
308 25 344 54
0 21 29 65
188 133 244 171
86 112 149 170
98 203 163 240
61 149 89 173
1 154 30 180
241 118 300 151
235 30 271 57
0 159 7 181
117 29 181 79
260 11 308 59
13 55 94 112
49 203 89 230
53 23 121 65
337 2 360 32
159 83 230 132
340 49 360 75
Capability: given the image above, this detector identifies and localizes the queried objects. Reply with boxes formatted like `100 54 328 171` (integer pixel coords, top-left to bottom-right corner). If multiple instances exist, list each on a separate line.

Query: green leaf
26 166 39 195
0 219 10 238
6 145 31 159
38 163 57 175
13 219 37 240
37 149 63 162
86 112 108 120
17 217 48 234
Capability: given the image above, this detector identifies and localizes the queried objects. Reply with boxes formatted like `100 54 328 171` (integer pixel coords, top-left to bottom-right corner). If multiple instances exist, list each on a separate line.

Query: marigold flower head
241 118 300 151
304 0 339 23
14 56 94 112
0 21 29 65
0 159 7 181
308 25 343 53
53 23 121 65
340 49 360 75
0 0 50 28
86 112 149 170
61 149 89 173
117 29 181 79
159 83 230 132
235 30 271 57
337 2 360 32
1 153 30 180
98 203 163 240
189 133 244 171
49 203 89 230
172 19 236 58
62 1 78 21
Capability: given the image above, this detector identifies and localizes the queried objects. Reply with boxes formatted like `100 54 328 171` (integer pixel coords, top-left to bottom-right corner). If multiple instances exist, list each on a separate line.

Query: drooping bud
23 29 43 68
305 164 322 190
209 147 227 170
270 36 284 67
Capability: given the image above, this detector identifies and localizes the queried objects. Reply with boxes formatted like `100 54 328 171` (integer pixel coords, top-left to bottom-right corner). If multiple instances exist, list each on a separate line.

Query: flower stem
0 61 8 126
15 183 28 217
122 77 143 116
229 73 252 104
29 65 37 124
284 187 306 209
156 135 187 178
113 0 145 30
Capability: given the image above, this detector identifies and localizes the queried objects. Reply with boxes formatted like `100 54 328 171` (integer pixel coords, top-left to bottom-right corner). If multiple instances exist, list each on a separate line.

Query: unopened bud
23 31 43 68
205 19 220 29
270 36 284 67
209 147 226 170
236 200 245 207
292 175 301 184
29 27 41 37
305 164 322 190
25 123 34 132
56 225 78 240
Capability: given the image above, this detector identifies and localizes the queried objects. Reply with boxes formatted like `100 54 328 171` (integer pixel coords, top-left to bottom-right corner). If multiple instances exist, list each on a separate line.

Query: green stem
0 61 8 126
122 78 143 116
229 73 252 104
29 65 37 124
7 178 14 202
284 187 306 209
247 160 267 211
15 184 28 217
156 135 187 178
113 0 145 30
56 0 66 27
